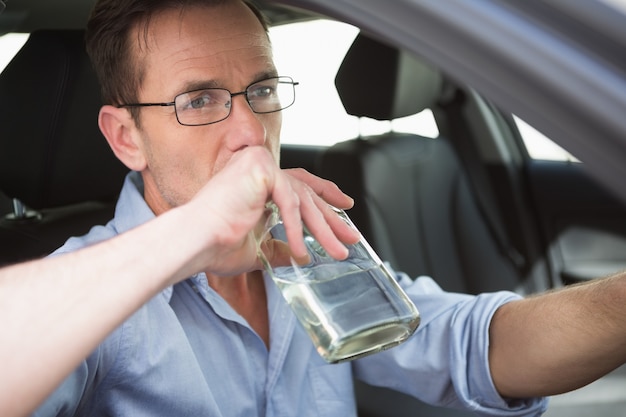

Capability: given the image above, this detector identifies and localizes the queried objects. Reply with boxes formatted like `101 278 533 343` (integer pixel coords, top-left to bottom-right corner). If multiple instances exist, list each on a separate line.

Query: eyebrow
176 70 279 96
176 80 221 95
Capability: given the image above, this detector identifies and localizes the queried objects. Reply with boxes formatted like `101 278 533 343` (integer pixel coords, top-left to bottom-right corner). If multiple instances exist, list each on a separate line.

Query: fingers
281 169 360 260
283 168 354 210
269 172 308 259
299 190 351 260
318 204 361 245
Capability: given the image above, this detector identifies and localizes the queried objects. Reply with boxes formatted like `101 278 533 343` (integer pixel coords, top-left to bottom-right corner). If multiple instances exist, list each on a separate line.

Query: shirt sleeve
31 323 123 417
352 273 548 416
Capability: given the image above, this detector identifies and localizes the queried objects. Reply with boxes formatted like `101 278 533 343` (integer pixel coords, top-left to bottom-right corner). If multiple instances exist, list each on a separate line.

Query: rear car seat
0 30 128 265
317 33 521 295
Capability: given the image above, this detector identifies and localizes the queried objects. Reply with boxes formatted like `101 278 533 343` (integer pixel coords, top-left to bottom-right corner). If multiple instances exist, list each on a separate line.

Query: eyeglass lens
174 76 296 126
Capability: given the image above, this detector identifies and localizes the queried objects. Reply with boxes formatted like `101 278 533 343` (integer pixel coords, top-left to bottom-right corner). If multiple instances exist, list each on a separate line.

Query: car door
526 152 626 286
440 86 626 292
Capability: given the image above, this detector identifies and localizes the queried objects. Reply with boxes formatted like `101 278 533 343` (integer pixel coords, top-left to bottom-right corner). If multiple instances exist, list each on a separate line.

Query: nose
224 94 266 150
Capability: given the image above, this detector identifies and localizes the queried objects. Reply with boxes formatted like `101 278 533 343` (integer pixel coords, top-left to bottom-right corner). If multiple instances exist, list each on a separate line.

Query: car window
0 32 28 72
513 116 578 161
270 20 581 162
269 20 439 146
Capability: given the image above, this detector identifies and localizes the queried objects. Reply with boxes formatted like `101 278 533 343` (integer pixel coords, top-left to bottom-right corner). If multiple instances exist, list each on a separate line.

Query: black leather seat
318 33 520 295
0 30 128 265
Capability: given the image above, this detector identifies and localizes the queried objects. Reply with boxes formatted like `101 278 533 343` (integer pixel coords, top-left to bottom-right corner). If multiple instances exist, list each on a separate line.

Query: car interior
0 29 128 266
1 0 626 416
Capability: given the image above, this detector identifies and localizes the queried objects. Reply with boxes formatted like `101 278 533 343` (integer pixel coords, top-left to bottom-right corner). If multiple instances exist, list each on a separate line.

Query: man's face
129 1 280 214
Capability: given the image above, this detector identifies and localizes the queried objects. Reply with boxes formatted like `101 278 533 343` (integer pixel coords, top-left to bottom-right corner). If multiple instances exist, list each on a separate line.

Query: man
1 147 356 417
32 0 626 415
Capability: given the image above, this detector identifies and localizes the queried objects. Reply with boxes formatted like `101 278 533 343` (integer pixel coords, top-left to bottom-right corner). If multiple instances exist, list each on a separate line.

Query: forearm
489 273 626 398
0 206 212 417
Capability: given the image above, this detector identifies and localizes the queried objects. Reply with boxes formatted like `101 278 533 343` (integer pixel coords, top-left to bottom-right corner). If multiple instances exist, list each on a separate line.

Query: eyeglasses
117 76 298 126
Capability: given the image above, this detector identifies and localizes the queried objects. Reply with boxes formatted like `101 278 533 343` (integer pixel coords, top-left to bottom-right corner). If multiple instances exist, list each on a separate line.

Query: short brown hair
85 0 269 121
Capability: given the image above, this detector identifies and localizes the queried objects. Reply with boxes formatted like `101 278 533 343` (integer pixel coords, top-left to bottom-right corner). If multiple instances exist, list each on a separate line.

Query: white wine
274 263 420 363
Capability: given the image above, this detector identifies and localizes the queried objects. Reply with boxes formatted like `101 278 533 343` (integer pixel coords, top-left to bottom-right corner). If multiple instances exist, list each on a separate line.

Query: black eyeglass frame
116 76 299 126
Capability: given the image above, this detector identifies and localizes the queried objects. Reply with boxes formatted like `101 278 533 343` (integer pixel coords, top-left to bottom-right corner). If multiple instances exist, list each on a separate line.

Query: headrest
335 33 443 121
0 30 128 210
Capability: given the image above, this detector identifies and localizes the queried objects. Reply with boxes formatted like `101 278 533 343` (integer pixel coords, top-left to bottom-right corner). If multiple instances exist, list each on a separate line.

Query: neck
205 270 270 348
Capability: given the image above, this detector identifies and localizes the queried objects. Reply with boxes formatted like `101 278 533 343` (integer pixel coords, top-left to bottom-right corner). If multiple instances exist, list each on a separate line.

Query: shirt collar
112 171 156 234
113 171 178 302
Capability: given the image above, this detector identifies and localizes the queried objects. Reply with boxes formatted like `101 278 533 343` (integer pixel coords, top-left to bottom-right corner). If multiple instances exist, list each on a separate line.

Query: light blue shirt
34 172 547 417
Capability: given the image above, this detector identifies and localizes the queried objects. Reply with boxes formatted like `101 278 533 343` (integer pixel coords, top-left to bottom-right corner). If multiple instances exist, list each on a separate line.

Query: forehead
132 2 274 96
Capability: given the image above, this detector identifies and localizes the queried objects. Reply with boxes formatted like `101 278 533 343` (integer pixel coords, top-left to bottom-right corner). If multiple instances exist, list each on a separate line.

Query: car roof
0 0 315 34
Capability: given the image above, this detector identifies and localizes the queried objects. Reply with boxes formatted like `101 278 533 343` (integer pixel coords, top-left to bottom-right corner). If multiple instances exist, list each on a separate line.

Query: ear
98 105 147 171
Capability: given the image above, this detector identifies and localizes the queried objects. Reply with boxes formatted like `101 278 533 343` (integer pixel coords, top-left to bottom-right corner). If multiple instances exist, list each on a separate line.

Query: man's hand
178 146 359 278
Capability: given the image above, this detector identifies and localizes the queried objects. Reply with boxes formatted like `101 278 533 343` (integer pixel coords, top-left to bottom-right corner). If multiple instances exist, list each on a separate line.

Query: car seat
0 30 128 265
317 32 522 295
